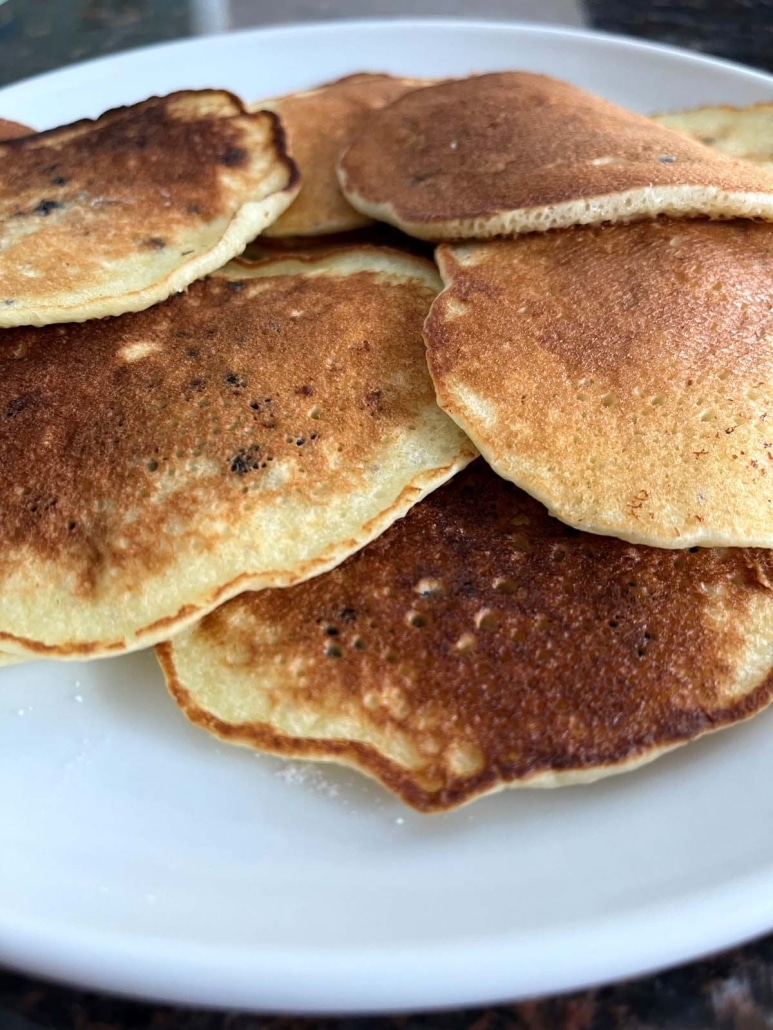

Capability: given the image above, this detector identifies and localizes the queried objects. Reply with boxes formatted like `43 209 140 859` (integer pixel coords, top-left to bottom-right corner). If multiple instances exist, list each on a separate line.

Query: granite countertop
3 2 773 1027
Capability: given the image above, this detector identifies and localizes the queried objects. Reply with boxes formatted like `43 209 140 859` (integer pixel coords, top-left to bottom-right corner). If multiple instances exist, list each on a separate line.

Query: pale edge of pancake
0 650 25 667
156 577 773 813
653 105 773 167
336 164 773 239
0 455 475 661
2 194 297 327
0 250 477 659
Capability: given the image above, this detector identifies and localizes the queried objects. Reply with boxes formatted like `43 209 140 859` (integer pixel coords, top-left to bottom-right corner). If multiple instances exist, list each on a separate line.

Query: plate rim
3 16 773 109
3 860 773 1013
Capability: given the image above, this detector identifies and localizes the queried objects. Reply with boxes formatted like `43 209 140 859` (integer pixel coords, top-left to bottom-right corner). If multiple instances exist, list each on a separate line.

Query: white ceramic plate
3 18 773 1016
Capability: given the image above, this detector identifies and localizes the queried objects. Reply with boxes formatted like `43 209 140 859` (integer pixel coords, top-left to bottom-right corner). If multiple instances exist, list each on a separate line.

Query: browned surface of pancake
0 247 471 656
0 118 33 140
159 462 773 812
426 221 773 547
254 73 426 237
0 90 298 326
338 72 773 239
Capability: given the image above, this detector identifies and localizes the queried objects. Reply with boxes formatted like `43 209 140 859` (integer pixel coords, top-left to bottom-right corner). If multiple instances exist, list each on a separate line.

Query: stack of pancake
5 73 773 813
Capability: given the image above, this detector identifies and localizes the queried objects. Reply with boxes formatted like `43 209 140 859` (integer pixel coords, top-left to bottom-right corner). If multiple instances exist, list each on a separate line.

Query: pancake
158 461 773 813
0 90 299 327
337 72 773 240
0 118 33 140
251 73 426 237
0 247 474 659
654 104 773 168
425 220 773 548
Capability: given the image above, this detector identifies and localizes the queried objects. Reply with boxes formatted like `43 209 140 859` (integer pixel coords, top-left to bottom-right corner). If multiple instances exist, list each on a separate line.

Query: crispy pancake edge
157 459 773 812
159 651 710 813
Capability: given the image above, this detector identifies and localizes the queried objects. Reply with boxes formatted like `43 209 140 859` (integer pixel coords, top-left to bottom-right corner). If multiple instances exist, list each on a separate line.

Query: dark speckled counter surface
3 2 773 1027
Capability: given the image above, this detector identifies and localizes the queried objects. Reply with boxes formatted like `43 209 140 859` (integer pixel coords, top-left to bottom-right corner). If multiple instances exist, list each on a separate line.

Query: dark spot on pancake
326 626 340 636
185 346 199 357
34 199 61 216
51 176 67 186
230 445 262 475
636 630 653 658
3 299 14 306
366 389 384 412
147 459 159 472
27 496 56 519
227 280 246 292
325 643 343 658
339 607 357 623
296 384 314 396
134 135 148 149
67 520 77 532
189 378 206 392
142 237 166 250
221 146 247 167
249 401 261 411
296 437 305 446
186 202 201 215
6 393 40 418
224 373 246 389
180 249 195 256
658 154 676 163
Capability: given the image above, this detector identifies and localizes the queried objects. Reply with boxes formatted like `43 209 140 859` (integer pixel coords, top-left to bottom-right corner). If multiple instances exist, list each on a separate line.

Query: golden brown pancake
654 103 773 168
0 118 33 140
0 247 474 659
158 461 773 813
251 73 426 237
425 221 773 548
338 72 773 240
0 90 299 327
